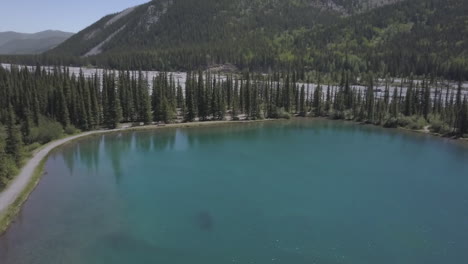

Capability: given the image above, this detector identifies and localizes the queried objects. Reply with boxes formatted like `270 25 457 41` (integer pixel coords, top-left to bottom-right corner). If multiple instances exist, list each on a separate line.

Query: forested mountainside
50 0 402 57
48 0 363 57
0 31 73 55
0 0 466 79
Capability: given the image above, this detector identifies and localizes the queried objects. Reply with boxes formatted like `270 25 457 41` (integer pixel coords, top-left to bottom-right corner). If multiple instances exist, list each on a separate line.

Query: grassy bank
0 156 47 234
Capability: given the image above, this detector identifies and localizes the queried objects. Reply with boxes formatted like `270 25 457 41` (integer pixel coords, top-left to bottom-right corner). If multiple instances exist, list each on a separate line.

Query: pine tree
231 78 240 119
325 84 331 112
354 89 362 119
383 76 390 113
139 75 152 125
197 71 208 121
0 136 17 187
422 79 431 120
6 104 23 166
101 73 110 127
366 73 375 122
211 77 218 119
299 84 306 116
103 72 122 129
313 83 322 116
58 82 70 127
176 80 184 109
185 72 196 122
283 73 291 112
459 96 468 136
152 75 160 122
391 87 399 118
404 77 414 116
344 71 353 109
90 75 101 127
455 81 465 136
251 82 261 119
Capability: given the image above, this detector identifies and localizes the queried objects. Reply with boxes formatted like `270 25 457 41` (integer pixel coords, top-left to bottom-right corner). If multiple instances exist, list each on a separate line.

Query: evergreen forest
1 64 467 188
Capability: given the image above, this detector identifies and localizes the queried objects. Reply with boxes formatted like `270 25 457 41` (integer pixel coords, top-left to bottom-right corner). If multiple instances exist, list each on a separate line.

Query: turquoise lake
1 119 468 264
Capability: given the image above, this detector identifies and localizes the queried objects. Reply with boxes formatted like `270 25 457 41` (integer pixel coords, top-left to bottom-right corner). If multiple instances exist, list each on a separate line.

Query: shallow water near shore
1 119 468 264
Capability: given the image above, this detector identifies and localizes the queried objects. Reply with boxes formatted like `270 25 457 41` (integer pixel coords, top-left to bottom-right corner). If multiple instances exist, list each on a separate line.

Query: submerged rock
195 211 214 231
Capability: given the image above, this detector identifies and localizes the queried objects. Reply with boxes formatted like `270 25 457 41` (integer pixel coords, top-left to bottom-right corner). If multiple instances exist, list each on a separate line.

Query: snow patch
309 0 404 15
310 0 348 15
145 5 161 29
84 29 101 40
140 0 173 30
83 25 126 57
105 6 136 27
83 6 135 41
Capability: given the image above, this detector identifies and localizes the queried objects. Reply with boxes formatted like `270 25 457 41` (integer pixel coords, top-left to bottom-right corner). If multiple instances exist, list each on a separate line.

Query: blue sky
0 0 150 33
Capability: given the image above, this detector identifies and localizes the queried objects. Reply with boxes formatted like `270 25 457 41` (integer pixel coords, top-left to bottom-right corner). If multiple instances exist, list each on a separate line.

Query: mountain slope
0 30 73 54
50 0 402 57
295 0 468 78
8 0 467 79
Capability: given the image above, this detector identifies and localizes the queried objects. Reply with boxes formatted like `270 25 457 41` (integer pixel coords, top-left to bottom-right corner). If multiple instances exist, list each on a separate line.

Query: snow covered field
2 63 467 102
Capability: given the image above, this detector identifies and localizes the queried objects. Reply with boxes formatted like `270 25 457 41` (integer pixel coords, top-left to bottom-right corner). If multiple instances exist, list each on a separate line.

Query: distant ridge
0 30 74 55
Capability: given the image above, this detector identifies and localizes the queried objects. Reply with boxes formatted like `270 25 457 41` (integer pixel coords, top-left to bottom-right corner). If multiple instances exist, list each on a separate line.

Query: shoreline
0 117 466 234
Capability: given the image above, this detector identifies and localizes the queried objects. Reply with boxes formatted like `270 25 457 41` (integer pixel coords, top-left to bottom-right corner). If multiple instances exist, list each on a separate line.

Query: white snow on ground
105 6 136 27
84 25 126 57
143 5 162 30
1 63 468 102
84 29 101 40
84 2 174 53
140 0 173 30
83 6 136 41
1 63 186 90
311 0 348 15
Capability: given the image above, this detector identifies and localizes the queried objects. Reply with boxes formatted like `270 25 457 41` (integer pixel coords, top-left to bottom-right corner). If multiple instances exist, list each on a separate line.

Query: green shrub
24 143 42 153
396 115 410 127
329 110 345 120
429 115 451 135
343 110 354 120
0 125 5 139
398 116 426 130
272 107 291 119
0 155 18 189
409 116 428 130
64 125 80 135
383 117 398 128
27 118 64 144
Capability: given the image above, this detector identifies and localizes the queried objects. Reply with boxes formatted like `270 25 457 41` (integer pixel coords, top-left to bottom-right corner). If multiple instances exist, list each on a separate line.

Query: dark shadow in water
195 211 214 231
134 132 151 153
275 248 343 264
61 146 77 175
98 232 158 253
60 135 103 175
151 130 177 151
78 136 102 171
184 123 265 147
88 231 227 263
87 231 172 263
103 133 132 184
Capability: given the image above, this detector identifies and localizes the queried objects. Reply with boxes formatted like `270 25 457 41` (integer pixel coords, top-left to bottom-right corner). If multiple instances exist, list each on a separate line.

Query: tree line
1 64 467 188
